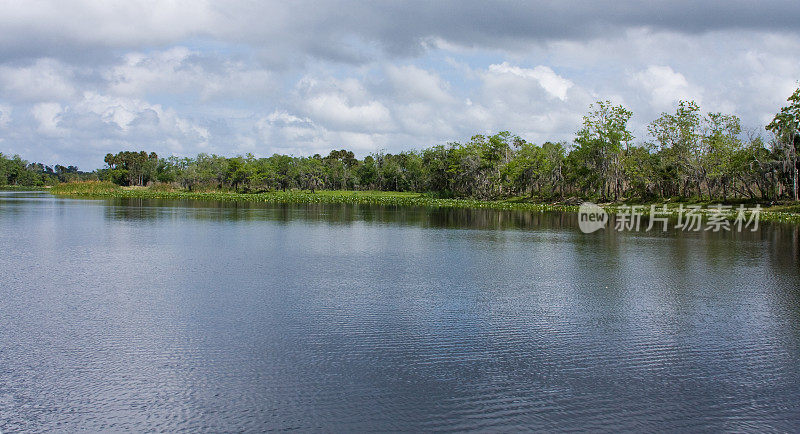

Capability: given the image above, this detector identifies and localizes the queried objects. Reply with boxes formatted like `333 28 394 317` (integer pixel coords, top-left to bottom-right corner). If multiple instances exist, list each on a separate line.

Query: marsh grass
147 183 179 192
49 181 121 195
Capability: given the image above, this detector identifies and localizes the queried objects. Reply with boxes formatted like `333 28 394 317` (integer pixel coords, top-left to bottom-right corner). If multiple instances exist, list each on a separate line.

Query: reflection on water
100 195 800 269
101 196 579 229
1 191 799 431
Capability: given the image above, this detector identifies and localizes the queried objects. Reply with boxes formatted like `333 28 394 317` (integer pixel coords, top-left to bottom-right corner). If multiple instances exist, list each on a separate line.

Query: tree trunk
722 181 727 202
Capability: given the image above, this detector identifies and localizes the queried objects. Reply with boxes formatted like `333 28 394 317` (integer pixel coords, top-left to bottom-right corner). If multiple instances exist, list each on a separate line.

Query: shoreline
0 185 48 191
42 183 800 224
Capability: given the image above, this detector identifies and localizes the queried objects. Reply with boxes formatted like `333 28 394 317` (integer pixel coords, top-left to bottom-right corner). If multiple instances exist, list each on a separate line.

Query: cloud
631 65 702 109
385 65 454 104
104 47 275 100
297 77 394 132
256 110 322 152
17 92 212 164
0 58 76 102
0 104 11 128
1 1 800 169
31 102 65 137
306 94 393 130
72 92 210 148
0 0 213 59
488 62 573 101
2 1 799 64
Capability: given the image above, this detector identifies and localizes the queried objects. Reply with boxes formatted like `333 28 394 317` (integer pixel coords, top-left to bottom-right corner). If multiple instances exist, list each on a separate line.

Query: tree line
3 87 799 202
0 153 93 186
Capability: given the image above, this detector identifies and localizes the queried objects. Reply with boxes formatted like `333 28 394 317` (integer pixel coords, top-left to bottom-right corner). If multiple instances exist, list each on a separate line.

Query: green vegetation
102 151 159 186
49 181 122 195
84 91 800 204
766 87 800 201
14 87 800 222
0 152 95 187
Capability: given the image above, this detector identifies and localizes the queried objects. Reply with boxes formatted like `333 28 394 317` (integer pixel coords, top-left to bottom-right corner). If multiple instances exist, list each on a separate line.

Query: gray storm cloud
2 1 799 62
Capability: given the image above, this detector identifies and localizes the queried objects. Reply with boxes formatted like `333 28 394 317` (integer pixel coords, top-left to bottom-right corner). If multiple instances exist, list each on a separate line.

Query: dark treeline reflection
102 197 800 267
103 197 579 230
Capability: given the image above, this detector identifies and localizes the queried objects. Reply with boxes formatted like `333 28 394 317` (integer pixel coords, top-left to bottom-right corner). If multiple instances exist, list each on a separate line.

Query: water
1 191 799 431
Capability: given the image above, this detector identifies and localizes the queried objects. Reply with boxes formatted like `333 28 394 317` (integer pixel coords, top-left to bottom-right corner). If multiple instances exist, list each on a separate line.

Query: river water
1 191 799 431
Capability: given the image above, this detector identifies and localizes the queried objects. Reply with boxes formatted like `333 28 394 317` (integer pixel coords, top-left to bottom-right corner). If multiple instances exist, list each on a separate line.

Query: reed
49 181 121 195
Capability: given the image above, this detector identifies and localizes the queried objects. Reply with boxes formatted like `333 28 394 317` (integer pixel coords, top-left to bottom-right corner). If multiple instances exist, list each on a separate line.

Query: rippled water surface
1 191 799 431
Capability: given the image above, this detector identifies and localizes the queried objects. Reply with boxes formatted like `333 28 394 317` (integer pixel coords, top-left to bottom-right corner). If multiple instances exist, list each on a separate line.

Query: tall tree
649 101 703 198
766 86 800 201
574 101 634 200
702 112 742 200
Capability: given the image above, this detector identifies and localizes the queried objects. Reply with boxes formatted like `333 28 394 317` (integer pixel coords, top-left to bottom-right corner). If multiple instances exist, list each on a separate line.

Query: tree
540 141 566 198
649 100 703 198
322 149 357 190
621 145 658 200
225 157 254 192
296 156 324 192
102 151 158 186
504 141 544 197
702 112 742 200
766 86 800 201
574 101 634 200
357 155 379 190
270 154 294 191
420 145 451 196
155 156 180 183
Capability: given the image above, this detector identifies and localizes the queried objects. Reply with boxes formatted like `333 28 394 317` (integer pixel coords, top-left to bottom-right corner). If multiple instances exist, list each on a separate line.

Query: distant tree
225 157 251 191
271 154 294 191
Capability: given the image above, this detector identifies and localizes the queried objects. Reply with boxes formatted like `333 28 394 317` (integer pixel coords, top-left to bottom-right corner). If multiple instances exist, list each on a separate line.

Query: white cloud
385 65 454 104
31 102 65 137
105 47 275 100
105 47 196 96
296 77 394 132
0 59 75 102
632 65 702 109
255 109 385 156
306 94 393 130
467 62 589 141
0 104 11 128
74 92 209 148
391 102 457 137
266 110 309 124
488 62 574 101
257 110 318 145
0 0 213 48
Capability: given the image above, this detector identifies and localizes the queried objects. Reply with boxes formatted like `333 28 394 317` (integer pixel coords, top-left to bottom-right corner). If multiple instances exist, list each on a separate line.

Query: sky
0 1 799 170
